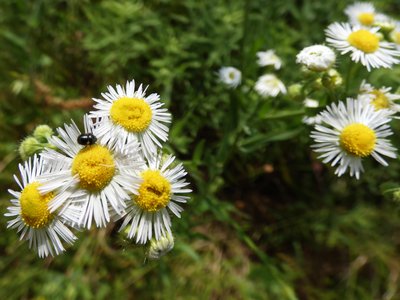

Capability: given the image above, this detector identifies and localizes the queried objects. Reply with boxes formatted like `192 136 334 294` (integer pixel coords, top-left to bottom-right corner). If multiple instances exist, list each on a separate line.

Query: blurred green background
2 0 400 299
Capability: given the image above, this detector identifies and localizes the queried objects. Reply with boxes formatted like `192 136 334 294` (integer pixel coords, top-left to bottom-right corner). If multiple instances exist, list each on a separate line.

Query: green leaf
238 127 304 153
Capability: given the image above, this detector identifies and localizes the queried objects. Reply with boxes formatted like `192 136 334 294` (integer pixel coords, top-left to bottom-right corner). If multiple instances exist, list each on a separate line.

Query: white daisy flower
90 80 172 160
326 22 400 71
38 115 144 229
254 74 286 98
5 155 77 258
256 50 282 69
311 98 396 179
345 2 377 26
358 80 400 112
218 66 241 88
296 45 336 71
119 154 191 244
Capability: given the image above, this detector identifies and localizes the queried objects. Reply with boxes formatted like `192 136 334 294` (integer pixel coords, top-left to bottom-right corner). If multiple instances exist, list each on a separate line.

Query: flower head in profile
254 74 286 98
296 45 336 71
38 115 144 229
5 155 77 258
311 98 396 179
147 233 174 260
326 23 400 71
358 80 400 112
218 66 241 89
256 50 282 69
90 80 171 160
119 154 191 244
389 22 400 49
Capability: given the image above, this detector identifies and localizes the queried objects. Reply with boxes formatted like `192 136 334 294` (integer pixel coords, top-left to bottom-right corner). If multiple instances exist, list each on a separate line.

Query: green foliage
1 0 400 299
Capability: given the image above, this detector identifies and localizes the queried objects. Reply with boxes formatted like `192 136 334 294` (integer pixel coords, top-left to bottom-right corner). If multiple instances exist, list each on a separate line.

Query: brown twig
34 79 93 110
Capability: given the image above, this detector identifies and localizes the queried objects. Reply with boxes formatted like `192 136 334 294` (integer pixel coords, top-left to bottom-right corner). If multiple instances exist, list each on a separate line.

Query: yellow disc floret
72 145 115 191
347 29 379 53
135 170 171 212
340 123 376 157
371 90 390 110
357 13 375 26
20 182 54 228
110 97 152 133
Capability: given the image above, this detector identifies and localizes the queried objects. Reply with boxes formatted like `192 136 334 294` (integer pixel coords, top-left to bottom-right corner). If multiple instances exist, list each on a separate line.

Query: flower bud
288 83 303 98
147 234 174 260
33 125 53 143
19 137 42 160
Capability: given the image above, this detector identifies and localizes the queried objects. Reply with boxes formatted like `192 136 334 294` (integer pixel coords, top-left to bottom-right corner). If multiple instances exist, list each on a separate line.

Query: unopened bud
288 83 303 98
147 234 174 260
33 125 53 143
19 137 42 160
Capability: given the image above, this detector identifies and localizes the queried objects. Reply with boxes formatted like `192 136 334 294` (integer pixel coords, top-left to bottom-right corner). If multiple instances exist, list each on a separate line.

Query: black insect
77 133 97 146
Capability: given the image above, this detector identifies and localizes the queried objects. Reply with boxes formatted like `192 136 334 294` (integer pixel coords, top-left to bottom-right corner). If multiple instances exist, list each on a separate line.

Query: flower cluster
218 49 286 98
299 2 400 179
6 80 191 258
327 2 400 71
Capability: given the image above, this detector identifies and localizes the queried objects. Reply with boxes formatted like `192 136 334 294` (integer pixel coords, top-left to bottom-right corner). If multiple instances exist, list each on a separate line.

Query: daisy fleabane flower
218 66 242 88
358 80 400 112
256 50 282 69
5 155 77 258
38 115 144 229
254 74 286 98
296 45 336 71
90 80 172 160
119 154 191 244
311 98 396 179
345 2 376 26
325 22 400 71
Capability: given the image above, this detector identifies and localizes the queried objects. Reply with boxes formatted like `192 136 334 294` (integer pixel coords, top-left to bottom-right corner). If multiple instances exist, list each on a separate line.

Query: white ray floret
119 154 191 244
311 98 396 179
5 155 77 258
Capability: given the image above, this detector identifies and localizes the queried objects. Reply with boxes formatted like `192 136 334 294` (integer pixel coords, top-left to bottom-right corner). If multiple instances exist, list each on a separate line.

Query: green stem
345 62 361 95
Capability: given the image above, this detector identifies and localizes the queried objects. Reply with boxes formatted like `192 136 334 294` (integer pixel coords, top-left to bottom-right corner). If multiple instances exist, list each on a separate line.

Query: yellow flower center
20 182 54 228
340 123 376 157
357 13 375 26
347 29 379 53
72 145 115 191
110 97 152 133
229 71 236 80
134 170 171 212
371 90 390 110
